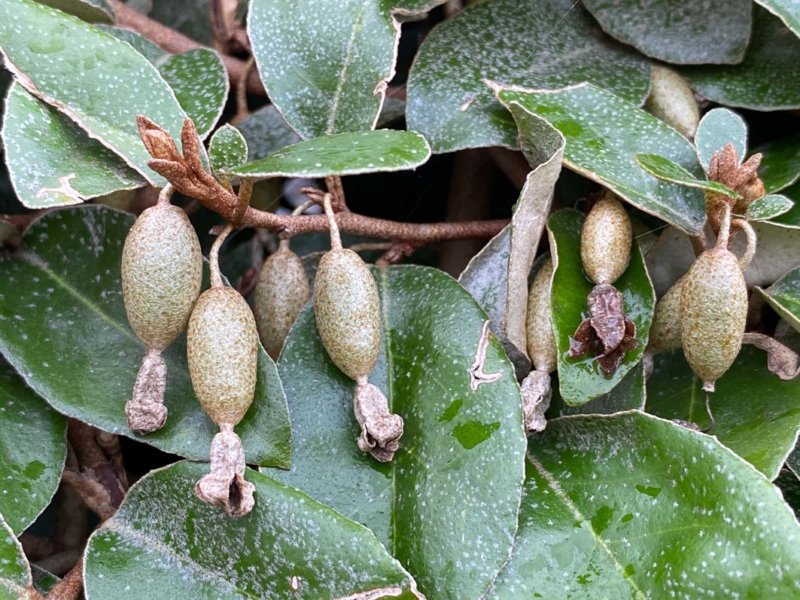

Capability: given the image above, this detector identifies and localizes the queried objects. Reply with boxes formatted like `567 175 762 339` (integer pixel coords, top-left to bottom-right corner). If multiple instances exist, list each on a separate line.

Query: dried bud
680 247 748 391
525 259 557 373
313 248 381 380
253 246 310 359
353 382 403 462
648 276 684 354
581 194 632 285
137 115 181 162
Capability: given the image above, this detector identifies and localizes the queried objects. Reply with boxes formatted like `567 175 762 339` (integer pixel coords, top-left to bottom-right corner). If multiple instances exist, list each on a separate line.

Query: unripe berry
253 246 309 360
187 287 258 426
313 248 381 380
122 203 202 351
648 276 684 354
525 258 557 373
581 195 632 285
645 65 700 139
680 248 747 391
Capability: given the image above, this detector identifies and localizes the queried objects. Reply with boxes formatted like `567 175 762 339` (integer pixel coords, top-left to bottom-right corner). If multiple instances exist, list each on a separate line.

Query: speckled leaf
0 362 66 535
229 130 430 179
84 461 418 599
755 0 800 37
0 0 189 185
0 514 31 600
770 182 800 229
647 347 800 480
756 265 800 333
209 124 248 177
747 194 794 221
144 0 220 45
488 412 800 598
97 25 169 65
756 136 800 193
268 265 526 599
158 49 228 139
406 0 650 154
548 361 645 418
548 209 655 405
460 104 564 371
248 0 446 139
582 0 751 64
682 8 800 110
234 104 301 162
694 107 748 172
497 84 706 235
36 0 112 22
635 153 737 197
0 206 291 466
2 83 144 208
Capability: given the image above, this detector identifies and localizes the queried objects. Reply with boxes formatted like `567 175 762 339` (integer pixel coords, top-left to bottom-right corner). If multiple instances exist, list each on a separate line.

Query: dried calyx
706 143 765 232
569 194 637 375
121 187 202 433
187 224 258 516
313 194 403 461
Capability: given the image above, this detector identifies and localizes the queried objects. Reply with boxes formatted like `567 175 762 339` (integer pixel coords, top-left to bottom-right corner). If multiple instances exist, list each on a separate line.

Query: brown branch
106 0 265 95
140 117 509 243
46 558 84 600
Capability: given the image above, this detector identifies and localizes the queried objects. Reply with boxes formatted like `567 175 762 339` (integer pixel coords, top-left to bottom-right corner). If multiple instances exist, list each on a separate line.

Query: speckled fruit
187 287 258 426
648 276 684 354
253 248 310 359
121 203 202 351
680 248 748 391
526 258 557 373
581 195 632 285
645 65 700 139
313 249 381 381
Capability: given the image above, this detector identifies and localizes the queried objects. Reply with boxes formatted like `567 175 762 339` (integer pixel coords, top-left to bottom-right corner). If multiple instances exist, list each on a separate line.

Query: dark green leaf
647 347 800 479
0 0 190 185
248 0 446 138
460 102 564 370
30 566 59 595
756 265 800 332
756 135 800 193
0 206 291 466
234 105 301 162
636 153 737 197
755 0 800 37
406 0 650 153
85 461 418 599
548 209 655 405
158 49 228 139
0 515 31 600
209 124 248 176
269 266 526 599
497 84 706 235
746 194 794 221
583 0 751 64
229 130 431 179
489 412 800 598
548 362 645 417
0 362 66 535
1 83 144 208
694 107 748 172
36 0 112 23
682 8 800 110
145 0 229 46
97 25 168 65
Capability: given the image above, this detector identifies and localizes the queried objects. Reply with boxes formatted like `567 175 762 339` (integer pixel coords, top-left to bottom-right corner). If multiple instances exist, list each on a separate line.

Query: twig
210 223 235 288
106 0 265 95
322 194 342 250
46 558 84 600
376 241 421 266
234 57 256 123
139 117 509 243
325 176 348 212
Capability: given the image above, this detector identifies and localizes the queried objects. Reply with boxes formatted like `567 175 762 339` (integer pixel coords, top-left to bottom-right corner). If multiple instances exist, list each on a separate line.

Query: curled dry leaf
743 332 800 380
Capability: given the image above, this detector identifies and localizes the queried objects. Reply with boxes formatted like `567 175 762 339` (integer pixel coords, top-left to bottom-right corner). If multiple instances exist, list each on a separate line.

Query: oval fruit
187 287 258 425
122 203 202 351
253 247 310 359
526 258 557 373
581 195 632 285
648 276 684 354
313 249 381 381
645 65 700 139
680 248 748 391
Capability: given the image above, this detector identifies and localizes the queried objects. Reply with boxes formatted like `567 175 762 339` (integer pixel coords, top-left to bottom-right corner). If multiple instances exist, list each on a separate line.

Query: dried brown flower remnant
706 143 766 232
353 382 404 462
568 284 638 376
